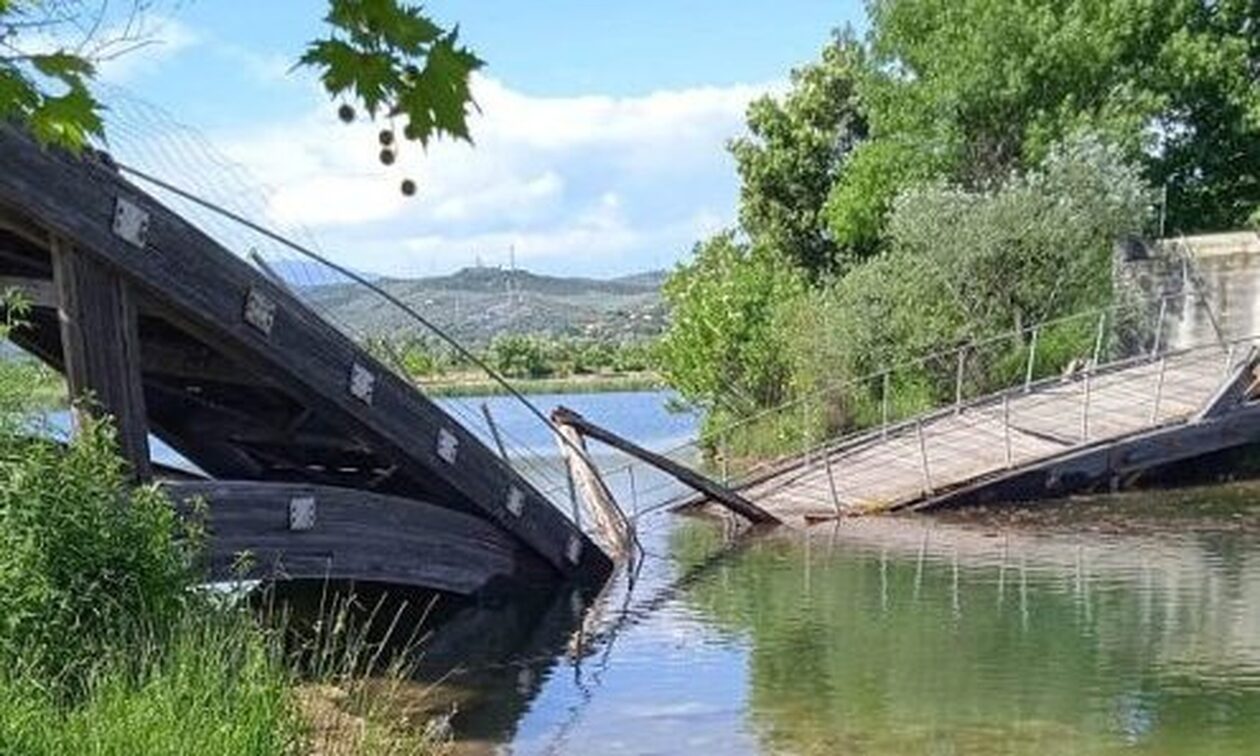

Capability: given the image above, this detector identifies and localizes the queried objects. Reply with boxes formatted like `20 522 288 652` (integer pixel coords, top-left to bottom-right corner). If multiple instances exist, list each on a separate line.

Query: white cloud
130 72 778 276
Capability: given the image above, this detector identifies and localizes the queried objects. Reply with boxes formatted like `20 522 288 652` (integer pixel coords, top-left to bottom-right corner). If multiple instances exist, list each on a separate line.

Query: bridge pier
51 238 151 479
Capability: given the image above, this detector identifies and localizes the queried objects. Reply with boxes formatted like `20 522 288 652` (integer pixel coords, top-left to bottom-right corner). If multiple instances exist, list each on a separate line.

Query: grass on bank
0 333 447 753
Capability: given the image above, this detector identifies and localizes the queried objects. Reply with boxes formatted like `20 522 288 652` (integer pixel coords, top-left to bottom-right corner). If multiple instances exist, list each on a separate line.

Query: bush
657 231 806 417
0 412 198 696
777 136 1152 439
489 334 551 379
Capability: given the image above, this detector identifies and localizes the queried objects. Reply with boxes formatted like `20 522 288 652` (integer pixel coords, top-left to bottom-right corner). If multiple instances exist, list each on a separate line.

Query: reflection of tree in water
676 488 1260 755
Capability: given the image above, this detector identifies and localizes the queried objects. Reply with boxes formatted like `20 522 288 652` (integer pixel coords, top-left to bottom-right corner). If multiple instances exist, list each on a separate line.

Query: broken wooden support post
552 406 778 525
552 416 634 559
51 237 151 479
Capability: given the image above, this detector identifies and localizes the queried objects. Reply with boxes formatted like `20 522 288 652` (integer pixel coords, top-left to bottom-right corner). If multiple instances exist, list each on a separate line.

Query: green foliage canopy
834 0 1260 246
729 32 867 275
657 232 805 415
0 0 481 151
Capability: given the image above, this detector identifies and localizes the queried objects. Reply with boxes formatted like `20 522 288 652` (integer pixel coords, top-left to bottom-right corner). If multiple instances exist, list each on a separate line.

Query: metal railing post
1150 356 1168 423
824 453 842 517
1003 393 1013 468
627 465 639 516
881 371 891 438
916 419 933 495
1091 312 1107 369
1024 328 1039 392
1151 297 1168 358
954 346 966 414
1081 372 1092 441
719 430 730 485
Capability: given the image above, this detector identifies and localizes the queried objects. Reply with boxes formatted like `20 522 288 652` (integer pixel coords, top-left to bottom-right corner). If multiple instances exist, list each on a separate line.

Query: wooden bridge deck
0 126 611 593
739 347 1251 523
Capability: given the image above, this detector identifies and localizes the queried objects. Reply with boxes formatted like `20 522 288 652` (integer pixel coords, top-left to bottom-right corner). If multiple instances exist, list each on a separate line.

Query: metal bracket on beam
289 497 316 531
243 287 276 335
348 363 375 405
436 427 459 464
506 486 525 517
112 197 150 249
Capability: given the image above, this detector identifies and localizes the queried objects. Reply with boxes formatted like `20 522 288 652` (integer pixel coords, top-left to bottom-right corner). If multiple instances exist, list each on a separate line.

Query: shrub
0 414 198 696
657 231 806 416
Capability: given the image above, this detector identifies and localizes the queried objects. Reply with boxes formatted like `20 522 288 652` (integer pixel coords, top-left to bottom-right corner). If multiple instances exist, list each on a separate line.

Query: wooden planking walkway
743 348 1238 522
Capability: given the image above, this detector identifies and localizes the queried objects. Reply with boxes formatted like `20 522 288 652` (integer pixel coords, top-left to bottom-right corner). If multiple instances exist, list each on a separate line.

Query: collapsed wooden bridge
0 126 612 596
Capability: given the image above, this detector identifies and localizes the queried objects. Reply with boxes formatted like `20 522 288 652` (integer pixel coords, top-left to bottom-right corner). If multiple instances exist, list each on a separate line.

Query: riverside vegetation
657 0 1260 458
0 301 447 755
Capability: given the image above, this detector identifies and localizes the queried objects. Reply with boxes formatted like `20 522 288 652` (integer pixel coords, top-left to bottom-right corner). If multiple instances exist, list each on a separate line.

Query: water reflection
679 487 1260 755
427 482 1260 754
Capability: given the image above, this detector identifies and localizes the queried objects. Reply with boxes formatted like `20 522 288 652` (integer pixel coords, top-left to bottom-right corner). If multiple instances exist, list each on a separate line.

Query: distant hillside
304 266 668 348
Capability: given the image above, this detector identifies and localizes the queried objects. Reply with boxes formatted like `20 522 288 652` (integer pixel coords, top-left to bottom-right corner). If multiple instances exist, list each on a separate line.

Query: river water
418 390 1260 756
55 390 1260 753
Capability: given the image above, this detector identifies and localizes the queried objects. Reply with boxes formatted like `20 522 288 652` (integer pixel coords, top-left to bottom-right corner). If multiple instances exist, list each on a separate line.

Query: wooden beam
551 406 778 524
0 126 611 582
163 480 554 594
553 420 633 558
51 238 152 479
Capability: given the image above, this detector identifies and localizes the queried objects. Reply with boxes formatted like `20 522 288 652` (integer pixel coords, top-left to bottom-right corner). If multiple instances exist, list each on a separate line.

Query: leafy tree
729 31 867 276
831 0 1260 245
489 334 551 380
784 136 1152 420
657 231 805 415
0 0 481 169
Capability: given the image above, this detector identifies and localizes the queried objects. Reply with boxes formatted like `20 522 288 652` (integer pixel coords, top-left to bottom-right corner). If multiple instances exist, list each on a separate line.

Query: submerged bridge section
740 343 1260 522
0 126 612 594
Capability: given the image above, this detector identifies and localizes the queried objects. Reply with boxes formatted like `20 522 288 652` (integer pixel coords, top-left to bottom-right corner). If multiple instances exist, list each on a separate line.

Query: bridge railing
583 281 1245 520
91 89 598 533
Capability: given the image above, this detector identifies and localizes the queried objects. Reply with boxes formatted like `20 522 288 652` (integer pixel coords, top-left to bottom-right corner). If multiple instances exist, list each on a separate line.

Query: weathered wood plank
553 419 633 558
553 405 778 524
51 238 151 478
165 480 554 595
0 126 610 583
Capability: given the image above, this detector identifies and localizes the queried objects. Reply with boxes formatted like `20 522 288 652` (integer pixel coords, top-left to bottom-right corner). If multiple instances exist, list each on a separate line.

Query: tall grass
0 300 449 754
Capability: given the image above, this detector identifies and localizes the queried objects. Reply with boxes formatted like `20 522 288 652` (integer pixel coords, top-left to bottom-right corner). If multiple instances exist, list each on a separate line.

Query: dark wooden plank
51 238 151 478
165 480 554 595
909 403 1260 511
552 406 778 524
0 127 610 582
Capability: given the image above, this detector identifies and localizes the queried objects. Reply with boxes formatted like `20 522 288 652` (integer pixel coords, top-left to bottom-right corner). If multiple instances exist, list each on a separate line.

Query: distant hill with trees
306 266 668 348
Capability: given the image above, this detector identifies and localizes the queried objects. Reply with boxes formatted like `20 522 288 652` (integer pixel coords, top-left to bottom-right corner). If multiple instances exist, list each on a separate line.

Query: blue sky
88 2 866 278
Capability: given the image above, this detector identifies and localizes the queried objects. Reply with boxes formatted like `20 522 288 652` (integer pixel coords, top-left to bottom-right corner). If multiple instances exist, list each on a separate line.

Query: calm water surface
422 391 1260 756
59 391 1260 754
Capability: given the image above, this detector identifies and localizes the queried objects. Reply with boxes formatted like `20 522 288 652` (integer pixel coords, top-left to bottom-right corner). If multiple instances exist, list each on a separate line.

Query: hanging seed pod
379 129 395 147
401 178 417 197
338 103 355 123
403 122 421 142
379 148 396 166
